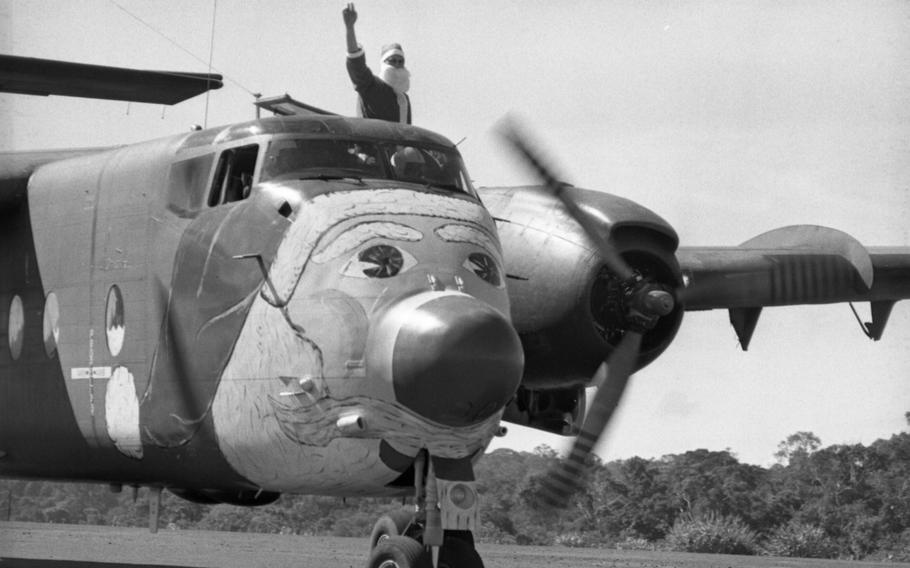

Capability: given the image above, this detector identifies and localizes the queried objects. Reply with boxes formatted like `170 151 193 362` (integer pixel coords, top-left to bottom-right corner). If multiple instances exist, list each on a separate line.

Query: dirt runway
1 522 907 568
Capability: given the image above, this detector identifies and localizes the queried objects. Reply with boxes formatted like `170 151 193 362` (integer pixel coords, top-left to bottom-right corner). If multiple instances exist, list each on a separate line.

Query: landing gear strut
365 451 484 568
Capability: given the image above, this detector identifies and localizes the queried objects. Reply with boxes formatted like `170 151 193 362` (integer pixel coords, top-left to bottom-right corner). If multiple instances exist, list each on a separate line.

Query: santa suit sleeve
346 47 376 90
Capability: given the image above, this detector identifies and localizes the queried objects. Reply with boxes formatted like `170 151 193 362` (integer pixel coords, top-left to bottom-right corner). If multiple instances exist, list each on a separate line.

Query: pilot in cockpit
391 146 426 179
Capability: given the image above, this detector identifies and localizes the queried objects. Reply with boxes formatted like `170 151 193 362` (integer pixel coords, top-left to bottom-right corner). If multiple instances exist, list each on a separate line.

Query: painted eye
342 244 417 279
464 252 503 287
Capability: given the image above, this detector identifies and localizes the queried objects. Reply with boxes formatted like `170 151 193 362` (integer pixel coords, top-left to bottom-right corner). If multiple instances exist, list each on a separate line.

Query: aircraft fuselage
0 116 524 504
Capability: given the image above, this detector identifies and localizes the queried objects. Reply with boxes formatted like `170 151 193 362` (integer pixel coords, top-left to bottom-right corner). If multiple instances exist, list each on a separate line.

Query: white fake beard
380 65 411 94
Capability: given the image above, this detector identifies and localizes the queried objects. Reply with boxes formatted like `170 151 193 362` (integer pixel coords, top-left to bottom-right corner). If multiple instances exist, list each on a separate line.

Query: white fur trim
381 47 404 61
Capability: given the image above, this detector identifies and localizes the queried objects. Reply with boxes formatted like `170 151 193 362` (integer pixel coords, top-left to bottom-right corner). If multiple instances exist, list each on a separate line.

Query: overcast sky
3 0 910 466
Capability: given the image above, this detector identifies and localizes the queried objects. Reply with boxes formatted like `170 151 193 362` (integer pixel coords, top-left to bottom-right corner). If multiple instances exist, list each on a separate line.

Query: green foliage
872 528 910 562
774 431 821 466
666 512 758 555
601 457 674 540
478 519 517 544
762 522 838 558
659 449 772 531
329 511 374 537
614 536 657 551
553 532 600 548
477 446 564 545
196 505 254 532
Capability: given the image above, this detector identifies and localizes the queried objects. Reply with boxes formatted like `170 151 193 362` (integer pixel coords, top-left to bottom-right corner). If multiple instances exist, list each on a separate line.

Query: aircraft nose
367 292 524 427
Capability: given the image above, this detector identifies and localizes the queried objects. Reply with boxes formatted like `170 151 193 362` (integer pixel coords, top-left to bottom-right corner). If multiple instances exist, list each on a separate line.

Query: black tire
438 534 484 568
367 536 431 568
369 507 415 549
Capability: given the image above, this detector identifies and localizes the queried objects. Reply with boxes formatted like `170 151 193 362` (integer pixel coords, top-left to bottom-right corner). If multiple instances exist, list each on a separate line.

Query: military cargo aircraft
1 56 909 568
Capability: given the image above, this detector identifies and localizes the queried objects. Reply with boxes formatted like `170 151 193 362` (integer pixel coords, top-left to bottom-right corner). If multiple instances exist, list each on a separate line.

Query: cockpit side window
167 153 214 217
208 144 259 206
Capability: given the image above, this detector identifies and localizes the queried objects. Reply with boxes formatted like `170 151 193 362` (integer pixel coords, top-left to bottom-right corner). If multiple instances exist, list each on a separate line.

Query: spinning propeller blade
542 330 642 505
498 117 674 506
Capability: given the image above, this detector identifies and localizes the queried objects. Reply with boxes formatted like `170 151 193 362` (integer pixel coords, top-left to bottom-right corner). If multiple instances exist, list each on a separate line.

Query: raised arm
343 2 374 89
343 3 359 54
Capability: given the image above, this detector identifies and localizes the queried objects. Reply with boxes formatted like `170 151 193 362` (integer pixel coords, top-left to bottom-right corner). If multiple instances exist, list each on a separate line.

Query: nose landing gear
366 451 485 568
369 535 432 568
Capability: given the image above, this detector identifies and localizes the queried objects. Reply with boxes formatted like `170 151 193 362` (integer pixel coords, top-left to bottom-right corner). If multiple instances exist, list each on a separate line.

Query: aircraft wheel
438 532 484 568
369 507 416 549
367 535 431 568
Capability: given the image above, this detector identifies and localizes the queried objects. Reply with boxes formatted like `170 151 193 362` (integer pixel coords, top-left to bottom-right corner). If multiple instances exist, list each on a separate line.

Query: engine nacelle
501 385 586 436
480 185 684 391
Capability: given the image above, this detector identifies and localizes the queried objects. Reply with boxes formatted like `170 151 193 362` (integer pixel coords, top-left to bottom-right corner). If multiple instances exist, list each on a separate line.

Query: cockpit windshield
260 138 475 196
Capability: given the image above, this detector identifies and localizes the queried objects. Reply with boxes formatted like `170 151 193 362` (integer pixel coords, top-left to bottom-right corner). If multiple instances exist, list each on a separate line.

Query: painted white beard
380 65 411 94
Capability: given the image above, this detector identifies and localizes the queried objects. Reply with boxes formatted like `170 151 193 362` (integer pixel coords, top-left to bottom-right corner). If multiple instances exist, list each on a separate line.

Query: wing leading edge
0 55 223 105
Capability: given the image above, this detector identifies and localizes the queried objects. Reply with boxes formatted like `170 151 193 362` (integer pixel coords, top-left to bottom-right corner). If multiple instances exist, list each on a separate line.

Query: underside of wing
0 55 223 105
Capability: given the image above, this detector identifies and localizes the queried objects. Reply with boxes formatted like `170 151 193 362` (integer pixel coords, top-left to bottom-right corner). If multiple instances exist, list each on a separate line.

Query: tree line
1 425 909 561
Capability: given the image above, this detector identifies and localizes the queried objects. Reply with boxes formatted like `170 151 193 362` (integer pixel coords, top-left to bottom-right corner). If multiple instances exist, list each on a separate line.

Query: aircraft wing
484 185 910 431
0 55 222 104
677 227 910 347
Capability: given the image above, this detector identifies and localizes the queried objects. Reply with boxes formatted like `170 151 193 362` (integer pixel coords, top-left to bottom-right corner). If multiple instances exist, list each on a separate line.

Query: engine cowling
480 185 684 392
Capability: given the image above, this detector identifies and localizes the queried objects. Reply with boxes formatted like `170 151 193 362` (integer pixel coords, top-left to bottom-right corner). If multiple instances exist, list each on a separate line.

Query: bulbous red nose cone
367 292 524 427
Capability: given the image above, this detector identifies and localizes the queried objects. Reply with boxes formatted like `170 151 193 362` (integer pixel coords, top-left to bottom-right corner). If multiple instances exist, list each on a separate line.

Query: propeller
498 120 636 283
498 117 675 506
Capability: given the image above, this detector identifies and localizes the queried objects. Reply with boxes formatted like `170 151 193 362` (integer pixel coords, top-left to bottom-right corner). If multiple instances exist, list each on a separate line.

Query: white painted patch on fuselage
106 325 124 358
104 366 142 459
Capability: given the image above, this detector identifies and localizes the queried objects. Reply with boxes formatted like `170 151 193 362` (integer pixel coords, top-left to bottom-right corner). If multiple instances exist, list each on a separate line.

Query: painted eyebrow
264 189 488 305
434 223 499 255
311 221 424 263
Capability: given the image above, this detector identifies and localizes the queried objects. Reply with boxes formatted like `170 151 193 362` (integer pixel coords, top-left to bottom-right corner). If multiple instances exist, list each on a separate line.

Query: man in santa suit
343 2 412 124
